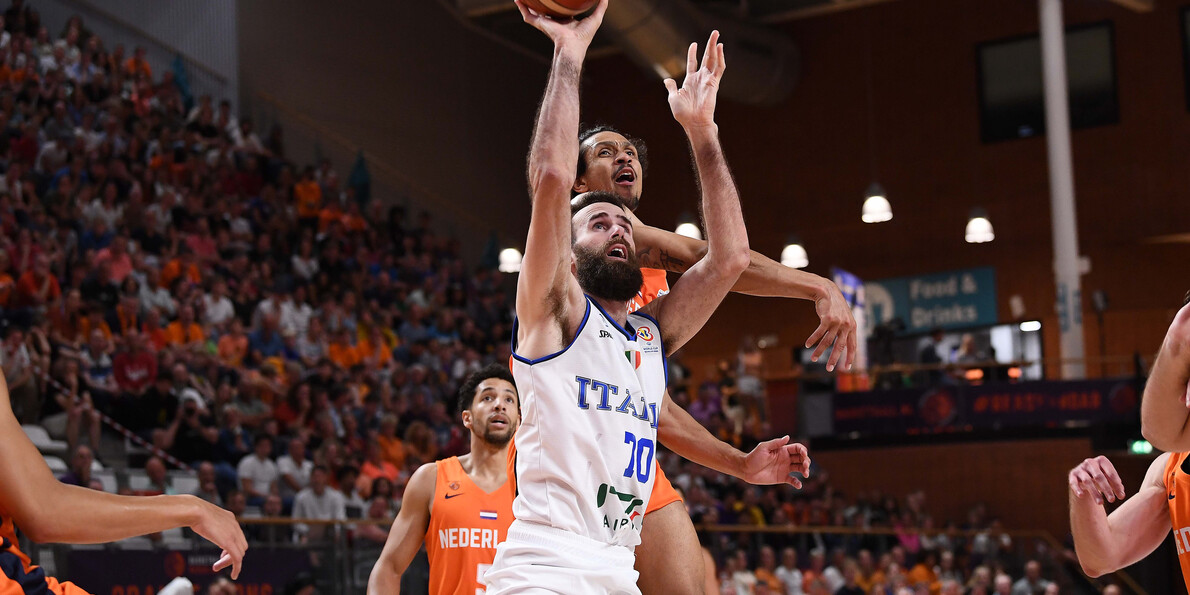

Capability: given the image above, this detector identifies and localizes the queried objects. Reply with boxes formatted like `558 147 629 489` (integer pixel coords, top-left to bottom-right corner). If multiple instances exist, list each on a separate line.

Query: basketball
522 0 599 19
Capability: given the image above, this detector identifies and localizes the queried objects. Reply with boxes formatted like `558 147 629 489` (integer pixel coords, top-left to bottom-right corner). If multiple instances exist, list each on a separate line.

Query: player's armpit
367 463 437 595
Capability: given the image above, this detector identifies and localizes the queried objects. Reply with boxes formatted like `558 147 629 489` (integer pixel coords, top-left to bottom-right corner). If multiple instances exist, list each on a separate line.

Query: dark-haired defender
489 3 809 593
367 364 520 594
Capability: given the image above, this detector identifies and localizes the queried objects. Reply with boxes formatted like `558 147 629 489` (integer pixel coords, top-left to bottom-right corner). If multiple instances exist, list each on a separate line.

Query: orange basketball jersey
0 515 91 595
1164 452 1190 593
425 456 515 595
628 268 669 314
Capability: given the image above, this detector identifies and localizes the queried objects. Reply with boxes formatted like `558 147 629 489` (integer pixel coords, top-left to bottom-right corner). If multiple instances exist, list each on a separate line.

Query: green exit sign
1129 440 1153 455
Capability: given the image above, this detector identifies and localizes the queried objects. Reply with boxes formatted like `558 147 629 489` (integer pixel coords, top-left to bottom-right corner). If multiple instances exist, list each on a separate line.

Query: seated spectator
217 318 250 368
754 546 783 594
113 331 157 397
277 436 313 502
166 305 205 349
142 456 175 495
14 253 60 308
249 313 285 363
1 326 39 424
353 496 392 546
1010 561 1050 595
79 328 118 401
376 413 406 470
193 461 222 506
291 466 345 544
237 433 279 507
336 466 367 518
58 445 95 487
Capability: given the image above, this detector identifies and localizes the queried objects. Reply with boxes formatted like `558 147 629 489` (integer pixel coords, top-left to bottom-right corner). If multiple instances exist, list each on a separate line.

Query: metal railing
33 520 1146 595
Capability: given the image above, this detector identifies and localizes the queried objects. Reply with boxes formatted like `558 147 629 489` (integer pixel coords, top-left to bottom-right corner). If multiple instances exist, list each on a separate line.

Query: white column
1039 0 1086 379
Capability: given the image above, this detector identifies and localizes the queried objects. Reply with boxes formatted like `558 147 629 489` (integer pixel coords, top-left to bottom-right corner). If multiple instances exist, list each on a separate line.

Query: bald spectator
1011 561 1051 595
193 461 221 506
143 456 174 495
994 574 1012 595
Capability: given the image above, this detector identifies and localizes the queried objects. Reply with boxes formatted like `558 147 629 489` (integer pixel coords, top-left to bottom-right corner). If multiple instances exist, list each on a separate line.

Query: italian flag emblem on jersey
625 349 642 370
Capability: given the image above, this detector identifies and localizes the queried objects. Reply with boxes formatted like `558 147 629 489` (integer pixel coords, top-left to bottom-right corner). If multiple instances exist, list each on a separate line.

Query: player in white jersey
488 2 811 593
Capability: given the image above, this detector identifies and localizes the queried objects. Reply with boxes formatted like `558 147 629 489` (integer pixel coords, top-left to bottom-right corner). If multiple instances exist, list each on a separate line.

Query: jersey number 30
622 431 655 483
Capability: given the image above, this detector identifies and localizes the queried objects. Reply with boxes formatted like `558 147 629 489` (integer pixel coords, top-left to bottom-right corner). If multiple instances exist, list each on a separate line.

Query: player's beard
482 422 515 447
574 241 643 303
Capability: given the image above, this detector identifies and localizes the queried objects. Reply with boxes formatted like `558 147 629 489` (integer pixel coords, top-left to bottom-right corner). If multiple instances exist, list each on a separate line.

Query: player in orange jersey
367 364 519 594
0 370 247 594
571 116 856 595
1071 298 1190 589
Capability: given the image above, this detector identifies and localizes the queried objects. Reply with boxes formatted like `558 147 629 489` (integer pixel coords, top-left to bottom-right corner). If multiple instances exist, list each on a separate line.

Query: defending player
487 2 808 592
1070 298 1190 589
571 96 858 595
366 364 520 594
0 369 247 593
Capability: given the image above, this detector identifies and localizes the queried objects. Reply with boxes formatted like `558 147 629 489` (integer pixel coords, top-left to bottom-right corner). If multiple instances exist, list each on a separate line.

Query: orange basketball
522 0 599 18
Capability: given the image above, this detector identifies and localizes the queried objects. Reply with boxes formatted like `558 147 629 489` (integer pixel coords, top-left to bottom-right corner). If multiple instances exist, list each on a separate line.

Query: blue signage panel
865 267 998 333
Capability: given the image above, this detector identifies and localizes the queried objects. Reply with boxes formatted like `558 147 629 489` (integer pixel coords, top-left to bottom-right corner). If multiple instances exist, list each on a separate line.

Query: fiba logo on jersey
636 327 653 341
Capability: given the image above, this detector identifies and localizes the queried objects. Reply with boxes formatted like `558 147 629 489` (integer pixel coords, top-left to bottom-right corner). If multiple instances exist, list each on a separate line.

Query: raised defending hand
742 436 810 488
805 281 858 372
189 497 249 579
664 30 726 131
514 0 608 51
1068 456 1126 505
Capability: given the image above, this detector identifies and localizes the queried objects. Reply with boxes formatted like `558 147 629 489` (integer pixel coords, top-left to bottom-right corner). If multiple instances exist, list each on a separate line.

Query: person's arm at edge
1069 453 1169 577
366 462 436 595
1140 302 1190 452
639 36 749 355
631 217 856 371
0 370 247 576
657 390 808 487
512 0 608 357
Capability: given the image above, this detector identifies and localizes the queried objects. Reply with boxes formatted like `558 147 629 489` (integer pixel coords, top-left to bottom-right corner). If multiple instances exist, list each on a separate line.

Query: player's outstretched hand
742 436 810 488
804 280 857 372
189 497 248 579
664 30 726 131
1068 456 1126 505
514 0 608 50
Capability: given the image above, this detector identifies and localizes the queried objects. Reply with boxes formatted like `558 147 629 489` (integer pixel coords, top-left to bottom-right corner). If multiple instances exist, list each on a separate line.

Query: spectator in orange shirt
357 324 393 371
142 307 170 352
78 308 113 344
49 288 86 350
160 248 202 289
14 254 60 308
754 545 784 594
123 45 151 78
340 198 368 233
906 551 938 592
327 327 359 370
355 439 400 499
217 318 250 368
109 291 141 338
376 413 406 470
166 304 205 348
294 166 322 231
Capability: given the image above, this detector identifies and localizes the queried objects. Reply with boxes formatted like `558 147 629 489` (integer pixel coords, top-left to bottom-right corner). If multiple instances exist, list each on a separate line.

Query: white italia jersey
510 296 667 548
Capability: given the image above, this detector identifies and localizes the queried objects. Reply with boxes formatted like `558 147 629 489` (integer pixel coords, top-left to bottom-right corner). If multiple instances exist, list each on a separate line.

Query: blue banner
865 267 998 334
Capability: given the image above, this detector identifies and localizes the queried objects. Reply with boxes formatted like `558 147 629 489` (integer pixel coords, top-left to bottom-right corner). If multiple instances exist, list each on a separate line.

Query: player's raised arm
657 390 810 487
638 32 750 354
1140 301 1190 451
631 218 856 371
0 370 247 577
1068 454 1169 577
367 462 436 595
513 0 607 358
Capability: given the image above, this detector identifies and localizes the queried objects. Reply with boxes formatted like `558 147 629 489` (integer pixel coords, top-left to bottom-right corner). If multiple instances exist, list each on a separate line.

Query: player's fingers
787 474 803 489
686 42 698 77
811 330 837 363
1095 458 1126 500
1068 473 1082 497
826 339 845 372
716 43 726 76
702 31 719 72
663 78 678 95
213 550 232 572
1072 469 1098 502
1088 469 1115 502
805 323 828 351
513 0 536 22
846 329 858 370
